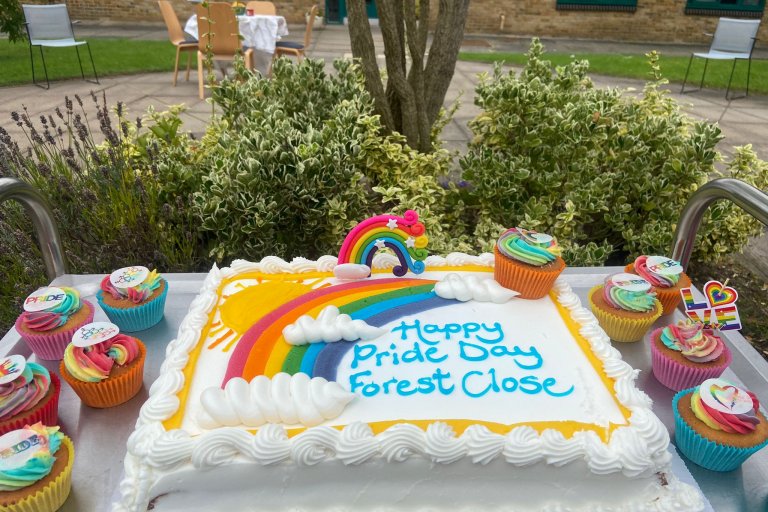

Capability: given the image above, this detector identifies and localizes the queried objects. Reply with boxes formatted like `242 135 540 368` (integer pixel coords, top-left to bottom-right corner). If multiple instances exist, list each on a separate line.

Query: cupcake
493 228 565 299
589 273 662 342
0 356 60 436
0 423 74 512
97 266 168 332
625 255 691 316
14 286 95 360
59 322 146 408
651 319 731 391
674 378 768 471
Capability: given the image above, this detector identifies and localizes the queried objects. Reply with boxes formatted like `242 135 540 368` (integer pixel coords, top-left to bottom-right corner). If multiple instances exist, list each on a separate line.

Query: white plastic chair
22 4 99 89
681 18 760 100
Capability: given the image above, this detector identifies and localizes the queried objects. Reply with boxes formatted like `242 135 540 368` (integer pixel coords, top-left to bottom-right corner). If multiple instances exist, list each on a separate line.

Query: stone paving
1 23 766 274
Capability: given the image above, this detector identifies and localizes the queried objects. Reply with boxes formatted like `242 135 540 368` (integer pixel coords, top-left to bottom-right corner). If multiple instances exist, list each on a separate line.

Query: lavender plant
0 92 203 331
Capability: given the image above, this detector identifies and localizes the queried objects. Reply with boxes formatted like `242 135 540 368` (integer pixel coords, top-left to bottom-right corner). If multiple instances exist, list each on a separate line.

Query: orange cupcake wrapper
589 286 662 342
5 436 74 512
60 340 146 408
0 373 60 437
624 263 691 316
494 246 565 300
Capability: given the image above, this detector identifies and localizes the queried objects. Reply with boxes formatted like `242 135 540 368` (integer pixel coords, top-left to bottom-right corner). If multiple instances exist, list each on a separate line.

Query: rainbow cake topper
680 280 741 331
335 210 429 279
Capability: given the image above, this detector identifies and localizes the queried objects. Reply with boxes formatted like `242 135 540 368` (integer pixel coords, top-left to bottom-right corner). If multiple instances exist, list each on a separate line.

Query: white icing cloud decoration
434 273 519 303
283 305 386 345
198 372 354 429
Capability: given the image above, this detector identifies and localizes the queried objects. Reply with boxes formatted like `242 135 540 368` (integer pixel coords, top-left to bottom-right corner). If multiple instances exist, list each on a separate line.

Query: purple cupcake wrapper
650 327 732 391
97 280 168 333
673 389 768 471
14 300 95 360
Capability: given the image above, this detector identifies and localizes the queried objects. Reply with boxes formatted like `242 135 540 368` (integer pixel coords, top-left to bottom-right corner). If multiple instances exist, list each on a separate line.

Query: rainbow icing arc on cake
337 210 428 276
224 278 453 384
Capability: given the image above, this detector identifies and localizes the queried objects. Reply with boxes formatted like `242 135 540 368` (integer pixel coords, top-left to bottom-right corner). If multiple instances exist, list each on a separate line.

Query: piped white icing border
114 254 696 512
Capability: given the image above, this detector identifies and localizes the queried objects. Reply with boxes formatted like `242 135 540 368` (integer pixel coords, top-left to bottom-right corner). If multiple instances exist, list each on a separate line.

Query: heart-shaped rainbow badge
704 280 738 307
700 378 753 415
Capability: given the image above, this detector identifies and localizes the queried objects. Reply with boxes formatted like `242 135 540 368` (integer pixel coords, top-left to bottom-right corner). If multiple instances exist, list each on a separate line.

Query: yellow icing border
164 268 631 443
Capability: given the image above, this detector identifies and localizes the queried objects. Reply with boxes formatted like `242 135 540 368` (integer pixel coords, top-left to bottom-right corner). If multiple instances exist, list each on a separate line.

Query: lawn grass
0 39 178 86
459 51 768 95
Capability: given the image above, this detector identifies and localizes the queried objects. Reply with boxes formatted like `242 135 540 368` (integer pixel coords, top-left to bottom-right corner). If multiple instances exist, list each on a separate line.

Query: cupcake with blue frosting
0 423 74 512
588 272 662 342
493 227 565 299
674 379 768 471
97 266 167 332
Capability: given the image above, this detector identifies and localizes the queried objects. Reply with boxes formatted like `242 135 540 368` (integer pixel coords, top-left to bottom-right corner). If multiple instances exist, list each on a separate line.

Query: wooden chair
196 2 254 99
245 1 276 15
270 4 316 73
158 1 197 86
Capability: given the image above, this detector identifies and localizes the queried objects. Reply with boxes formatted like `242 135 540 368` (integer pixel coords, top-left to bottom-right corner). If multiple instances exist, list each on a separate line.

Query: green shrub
0 0 25 43
192 57 461 261
461 39 767 265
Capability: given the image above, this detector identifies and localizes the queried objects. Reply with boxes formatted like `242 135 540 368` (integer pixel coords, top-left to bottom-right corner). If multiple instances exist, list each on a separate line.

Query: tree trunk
348 0 470 153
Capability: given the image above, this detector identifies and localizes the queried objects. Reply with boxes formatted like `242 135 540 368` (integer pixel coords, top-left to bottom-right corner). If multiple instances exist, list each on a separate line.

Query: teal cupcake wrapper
673 388 768 471
96 280 168 332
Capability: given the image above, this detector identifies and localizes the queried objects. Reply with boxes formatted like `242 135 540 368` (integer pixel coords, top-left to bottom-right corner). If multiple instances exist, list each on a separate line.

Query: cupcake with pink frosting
59 327 146 408
14 286 95 360
97 266 168 332
0 357 60 436
651 319 731 391
625 255 691 316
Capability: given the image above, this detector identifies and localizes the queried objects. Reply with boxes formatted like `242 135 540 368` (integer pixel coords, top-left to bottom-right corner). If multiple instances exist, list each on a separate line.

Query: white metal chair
22 4 98 89
681 18 761 100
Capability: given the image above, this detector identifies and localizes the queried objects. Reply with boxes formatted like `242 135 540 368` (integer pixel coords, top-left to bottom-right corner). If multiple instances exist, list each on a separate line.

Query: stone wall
461 0 767 45
24 0 768 46
24 1 312 24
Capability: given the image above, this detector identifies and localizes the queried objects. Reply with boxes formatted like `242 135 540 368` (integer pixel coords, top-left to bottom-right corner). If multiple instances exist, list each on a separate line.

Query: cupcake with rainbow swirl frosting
59 322 145 408
674 378 768 471
493 227 565 299
97 266 168 332
0 356 60 437
588 273 662 342
651 319 731 391
14 286 95 360
0 423 74 512
625 255 691 315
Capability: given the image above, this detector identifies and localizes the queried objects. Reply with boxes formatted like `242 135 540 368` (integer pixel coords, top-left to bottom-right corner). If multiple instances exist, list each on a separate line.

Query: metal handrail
0 177 68 280
671 178 768 270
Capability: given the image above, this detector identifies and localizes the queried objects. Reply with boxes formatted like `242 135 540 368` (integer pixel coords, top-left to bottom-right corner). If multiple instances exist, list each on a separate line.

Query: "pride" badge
23 287 66 313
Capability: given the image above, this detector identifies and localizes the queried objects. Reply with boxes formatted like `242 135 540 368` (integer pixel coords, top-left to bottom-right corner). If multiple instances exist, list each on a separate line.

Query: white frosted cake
114 252 703 511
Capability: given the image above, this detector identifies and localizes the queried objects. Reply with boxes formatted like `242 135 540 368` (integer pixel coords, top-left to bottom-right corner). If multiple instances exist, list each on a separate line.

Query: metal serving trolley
1 177 767 511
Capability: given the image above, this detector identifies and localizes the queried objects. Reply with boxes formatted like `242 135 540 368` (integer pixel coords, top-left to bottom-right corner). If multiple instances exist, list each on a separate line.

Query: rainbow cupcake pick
335 210 429 278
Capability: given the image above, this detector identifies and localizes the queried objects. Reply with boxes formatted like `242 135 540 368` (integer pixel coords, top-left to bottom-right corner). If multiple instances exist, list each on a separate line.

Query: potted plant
306 6 324 29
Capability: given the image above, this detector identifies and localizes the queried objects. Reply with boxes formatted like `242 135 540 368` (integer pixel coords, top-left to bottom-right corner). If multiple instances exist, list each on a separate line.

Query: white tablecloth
185 14 288 54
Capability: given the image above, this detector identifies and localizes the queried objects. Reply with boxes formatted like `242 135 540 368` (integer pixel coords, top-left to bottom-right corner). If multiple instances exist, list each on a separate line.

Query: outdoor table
184 13 289 54
2 267 767 511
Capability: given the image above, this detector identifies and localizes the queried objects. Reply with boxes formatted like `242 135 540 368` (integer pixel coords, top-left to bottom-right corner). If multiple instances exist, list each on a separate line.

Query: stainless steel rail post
671 178 768 270
0 177 68 280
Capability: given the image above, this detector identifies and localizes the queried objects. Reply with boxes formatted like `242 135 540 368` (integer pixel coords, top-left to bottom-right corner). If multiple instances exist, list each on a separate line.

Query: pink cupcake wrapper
15 300 95 360
650 327 732 391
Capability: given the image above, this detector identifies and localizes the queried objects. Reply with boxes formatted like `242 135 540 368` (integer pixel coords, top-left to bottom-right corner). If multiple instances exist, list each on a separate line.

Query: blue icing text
347 320 574 399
